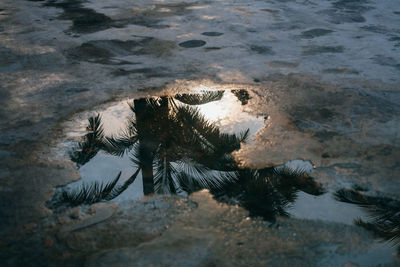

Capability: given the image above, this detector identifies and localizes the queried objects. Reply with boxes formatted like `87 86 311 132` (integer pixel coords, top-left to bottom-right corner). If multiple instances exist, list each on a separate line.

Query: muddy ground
0 0 399 266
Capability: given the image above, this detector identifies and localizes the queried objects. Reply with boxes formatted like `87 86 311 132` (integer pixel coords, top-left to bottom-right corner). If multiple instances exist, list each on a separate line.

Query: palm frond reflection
213 168 324 222
50 169 140 208
69 114 105 168
334 188 400 251
57 90 325 222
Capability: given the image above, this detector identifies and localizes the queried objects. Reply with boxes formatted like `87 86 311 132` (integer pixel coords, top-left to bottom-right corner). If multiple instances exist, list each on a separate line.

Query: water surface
50 89 399 255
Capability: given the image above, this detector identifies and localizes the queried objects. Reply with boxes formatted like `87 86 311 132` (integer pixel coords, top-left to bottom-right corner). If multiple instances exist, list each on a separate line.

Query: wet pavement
0 0 400 266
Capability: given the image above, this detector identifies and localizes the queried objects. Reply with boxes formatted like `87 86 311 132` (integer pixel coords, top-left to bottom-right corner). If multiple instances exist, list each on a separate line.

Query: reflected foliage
335 188 400 252
59 90 325 222
49 170 140 209
69 114 105 168
231 90 250 105
174 91 224 105
101 91 248 195
213 168 325 221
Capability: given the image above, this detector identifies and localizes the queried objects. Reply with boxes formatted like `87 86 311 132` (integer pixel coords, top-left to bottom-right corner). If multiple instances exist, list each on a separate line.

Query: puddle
50 90 323 219
49 89 400 252
51 90 264 204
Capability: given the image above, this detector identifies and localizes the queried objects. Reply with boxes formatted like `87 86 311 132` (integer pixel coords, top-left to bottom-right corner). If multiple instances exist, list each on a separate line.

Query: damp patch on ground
179 40 207 48
300 29 334 39
202 32 224 37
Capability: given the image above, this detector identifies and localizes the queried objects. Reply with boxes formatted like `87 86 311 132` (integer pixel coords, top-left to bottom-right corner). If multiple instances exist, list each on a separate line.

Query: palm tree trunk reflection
134 98 159 195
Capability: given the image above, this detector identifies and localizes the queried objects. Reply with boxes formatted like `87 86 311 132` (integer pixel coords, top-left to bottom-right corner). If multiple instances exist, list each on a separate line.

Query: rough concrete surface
0 0 399 266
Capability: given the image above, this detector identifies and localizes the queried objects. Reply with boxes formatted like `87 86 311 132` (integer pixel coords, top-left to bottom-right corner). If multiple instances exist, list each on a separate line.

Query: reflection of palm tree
103 91 247 195
335 188 400 253
58 90 325 223
60 91 247 205
213 168 325 222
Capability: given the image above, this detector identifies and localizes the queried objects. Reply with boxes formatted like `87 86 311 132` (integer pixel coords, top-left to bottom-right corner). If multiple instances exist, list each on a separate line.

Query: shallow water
52 89 377 228
52 90 266 204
